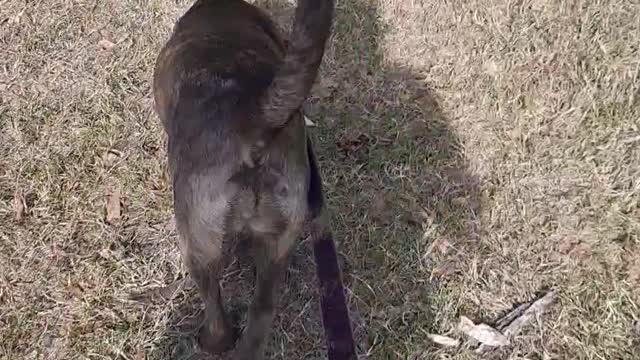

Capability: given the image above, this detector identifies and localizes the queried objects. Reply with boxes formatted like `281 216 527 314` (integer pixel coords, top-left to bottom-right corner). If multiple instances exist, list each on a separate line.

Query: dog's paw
197 326 237 355
231 350 263 360
231 342 264 360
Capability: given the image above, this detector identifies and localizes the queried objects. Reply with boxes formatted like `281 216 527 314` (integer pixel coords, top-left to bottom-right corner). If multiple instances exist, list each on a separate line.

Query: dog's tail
257 0 334 128
306 137 357 359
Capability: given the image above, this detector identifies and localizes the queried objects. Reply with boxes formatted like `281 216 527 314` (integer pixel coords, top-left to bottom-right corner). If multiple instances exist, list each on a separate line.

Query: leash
313 231 357 359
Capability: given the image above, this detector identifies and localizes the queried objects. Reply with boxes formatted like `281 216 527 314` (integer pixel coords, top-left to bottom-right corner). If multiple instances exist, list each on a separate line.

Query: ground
1 0 639 359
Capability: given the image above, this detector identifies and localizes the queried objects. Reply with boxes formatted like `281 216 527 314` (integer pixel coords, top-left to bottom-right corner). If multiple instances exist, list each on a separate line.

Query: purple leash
313 232 357 359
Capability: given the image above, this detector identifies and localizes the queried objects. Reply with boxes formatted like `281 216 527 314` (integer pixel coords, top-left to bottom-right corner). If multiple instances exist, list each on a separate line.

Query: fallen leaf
106 187 121 224
404 120 429 140
458 316 475 333
558 236 580 254
99 248 114 259
12 190 25 222
451 196 468 206
572 245 592 260
370 192 388 222
467 324 509 346
430 262 456 278
336 131 370 159
304 115 316 127
134 349 145 360
435 238 452 254
315 77 338 98
128 277 190 305
401 203 430 226
167 215 177 233
459 316 509 347
424 237 451 257
10 8 26 24
627 258 640 285
68 284 83 298
426 334 460 347
483 59 500 76
102 149 122 167
98 39 115 50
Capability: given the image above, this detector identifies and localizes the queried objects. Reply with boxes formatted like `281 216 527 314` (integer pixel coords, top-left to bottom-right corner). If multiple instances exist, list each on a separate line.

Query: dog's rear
152 0 338 359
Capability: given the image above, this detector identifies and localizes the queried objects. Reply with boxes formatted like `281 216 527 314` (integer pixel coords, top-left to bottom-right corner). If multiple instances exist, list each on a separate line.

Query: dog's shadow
148 0 480 358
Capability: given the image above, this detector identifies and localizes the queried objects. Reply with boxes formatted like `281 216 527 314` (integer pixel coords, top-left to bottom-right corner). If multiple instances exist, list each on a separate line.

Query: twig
495 302 531 330
476 290 557 354
127 276 194 304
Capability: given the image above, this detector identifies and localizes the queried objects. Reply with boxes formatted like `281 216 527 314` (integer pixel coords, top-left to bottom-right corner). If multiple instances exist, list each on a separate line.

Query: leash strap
313 233 357 359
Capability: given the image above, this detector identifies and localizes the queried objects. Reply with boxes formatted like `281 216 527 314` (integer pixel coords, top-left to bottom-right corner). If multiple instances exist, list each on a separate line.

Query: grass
1 0 639 359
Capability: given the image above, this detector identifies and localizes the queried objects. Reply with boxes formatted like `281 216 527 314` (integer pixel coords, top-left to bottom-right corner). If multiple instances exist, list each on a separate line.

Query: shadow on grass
148 0 480 358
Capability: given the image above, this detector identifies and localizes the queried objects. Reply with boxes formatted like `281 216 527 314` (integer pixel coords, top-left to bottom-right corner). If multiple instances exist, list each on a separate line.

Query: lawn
1 0 638 359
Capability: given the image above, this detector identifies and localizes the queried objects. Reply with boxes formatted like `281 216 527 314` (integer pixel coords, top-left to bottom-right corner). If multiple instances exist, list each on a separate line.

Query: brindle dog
153 0 353 358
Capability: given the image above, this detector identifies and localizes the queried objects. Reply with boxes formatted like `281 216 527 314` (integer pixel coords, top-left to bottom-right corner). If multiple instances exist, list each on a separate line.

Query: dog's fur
152 0 354 358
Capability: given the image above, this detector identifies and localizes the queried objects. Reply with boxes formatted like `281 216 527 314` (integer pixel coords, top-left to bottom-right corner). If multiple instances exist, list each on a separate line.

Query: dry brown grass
1 0 639 359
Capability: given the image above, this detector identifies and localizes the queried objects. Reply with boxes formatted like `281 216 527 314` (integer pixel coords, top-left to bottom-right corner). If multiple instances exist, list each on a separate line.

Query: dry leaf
458 316 475 333
134 349 145 360
99 248 114 259
167 215 177 233
304 115 316 127
102 149 122 167
424 237 451 257
627 259 640 285
12 190 25 222
459 316 509 347
128 277 191 304
451 196 468 206
430 262 456 278
370 192 388 221
106 187 121 223
433 238 452 254
468 324 510 346
426 334 460 347
98 39 115 50
68 284 83 298
337 131 370 159
315 77 338 98
10 8 26 24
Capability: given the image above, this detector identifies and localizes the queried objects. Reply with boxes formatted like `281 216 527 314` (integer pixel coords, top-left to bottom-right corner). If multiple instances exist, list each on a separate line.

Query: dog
152 0 354 358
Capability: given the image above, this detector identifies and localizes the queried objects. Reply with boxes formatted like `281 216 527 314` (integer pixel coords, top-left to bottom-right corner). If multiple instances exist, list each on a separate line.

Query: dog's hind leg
188 250 236 354
233 222 303 360
174 194 237 354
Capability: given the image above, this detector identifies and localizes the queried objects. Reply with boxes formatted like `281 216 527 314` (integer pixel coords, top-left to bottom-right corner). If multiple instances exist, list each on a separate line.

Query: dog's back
154 0 333 152
152 0 340 358
154 0 285 168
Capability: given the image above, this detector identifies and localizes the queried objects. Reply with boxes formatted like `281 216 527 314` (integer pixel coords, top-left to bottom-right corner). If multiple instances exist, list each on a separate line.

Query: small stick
495 302 531 330
128 277 193 304
476 290 557 354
